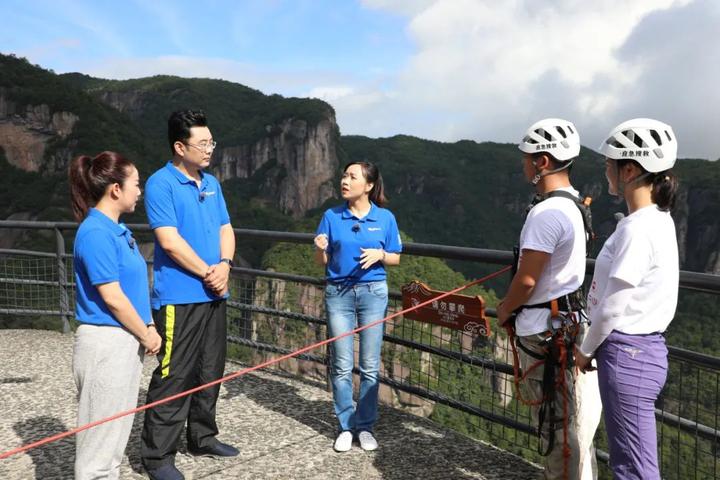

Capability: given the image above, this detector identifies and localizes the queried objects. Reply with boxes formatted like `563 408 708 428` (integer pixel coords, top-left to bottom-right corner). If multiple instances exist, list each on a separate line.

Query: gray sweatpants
73 324 144 480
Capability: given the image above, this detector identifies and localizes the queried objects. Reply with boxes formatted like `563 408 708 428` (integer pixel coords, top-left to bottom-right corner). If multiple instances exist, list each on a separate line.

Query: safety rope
505 306 580 480
506 325 545 406
0 265 512 460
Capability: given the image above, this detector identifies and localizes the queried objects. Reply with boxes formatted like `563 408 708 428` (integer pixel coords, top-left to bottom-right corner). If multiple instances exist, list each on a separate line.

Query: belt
522 297 582 312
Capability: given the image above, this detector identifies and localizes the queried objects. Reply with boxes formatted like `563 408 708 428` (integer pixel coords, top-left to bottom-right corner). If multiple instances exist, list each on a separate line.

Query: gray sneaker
333 431 353 452
358 431 378 451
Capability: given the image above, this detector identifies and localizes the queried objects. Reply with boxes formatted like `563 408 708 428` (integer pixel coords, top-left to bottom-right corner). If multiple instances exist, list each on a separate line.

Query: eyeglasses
185 141 217 153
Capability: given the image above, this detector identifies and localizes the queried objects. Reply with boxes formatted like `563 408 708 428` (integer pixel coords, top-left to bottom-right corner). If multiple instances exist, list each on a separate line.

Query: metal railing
1 220 719 479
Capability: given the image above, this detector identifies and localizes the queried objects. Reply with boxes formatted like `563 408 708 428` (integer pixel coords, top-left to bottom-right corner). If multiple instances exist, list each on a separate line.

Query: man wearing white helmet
497 118 599 480
576 119 679 480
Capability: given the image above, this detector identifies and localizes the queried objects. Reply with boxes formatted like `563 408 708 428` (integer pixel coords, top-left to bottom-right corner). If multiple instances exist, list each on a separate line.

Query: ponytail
368 171 387 208
617 159 679 212
68 155 94 221
67 151 134 221
344 161 388 208
651 170 678 212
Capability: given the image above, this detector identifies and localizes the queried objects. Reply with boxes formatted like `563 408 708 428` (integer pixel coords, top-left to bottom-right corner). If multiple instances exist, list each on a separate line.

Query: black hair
68 151 134 221
617 159 678 211
530 152 574 174
343 161 388 207
167 109 208 155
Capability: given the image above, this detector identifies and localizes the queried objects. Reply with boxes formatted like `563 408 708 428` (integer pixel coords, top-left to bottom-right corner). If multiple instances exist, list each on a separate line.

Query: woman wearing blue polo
314 161 402 453
69 151 161 480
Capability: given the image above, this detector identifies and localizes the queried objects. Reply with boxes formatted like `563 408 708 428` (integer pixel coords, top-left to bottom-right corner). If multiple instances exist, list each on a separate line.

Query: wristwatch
220 258 234 267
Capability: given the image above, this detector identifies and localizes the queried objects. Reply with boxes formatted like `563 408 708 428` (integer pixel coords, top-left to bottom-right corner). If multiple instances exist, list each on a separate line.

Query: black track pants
141 300 227 469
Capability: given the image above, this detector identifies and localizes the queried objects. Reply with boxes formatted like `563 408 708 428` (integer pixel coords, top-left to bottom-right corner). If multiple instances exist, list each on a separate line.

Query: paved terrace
0 329 541 479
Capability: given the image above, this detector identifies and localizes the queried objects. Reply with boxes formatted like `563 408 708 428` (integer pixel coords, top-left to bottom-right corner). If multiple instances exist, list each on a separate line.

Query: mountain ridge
1 53 719 275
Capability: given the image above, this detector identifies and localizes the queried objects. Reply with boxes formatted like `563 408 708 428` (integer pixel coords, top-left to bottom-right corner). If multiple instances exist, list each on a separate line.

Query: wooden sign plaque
401 281 490 336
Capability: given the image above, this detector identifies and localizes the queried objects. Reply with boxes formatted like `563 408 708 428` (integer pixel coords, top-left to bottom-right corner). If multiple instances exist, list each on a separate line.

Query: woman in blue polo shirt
314 161 402 453
69 151 161 480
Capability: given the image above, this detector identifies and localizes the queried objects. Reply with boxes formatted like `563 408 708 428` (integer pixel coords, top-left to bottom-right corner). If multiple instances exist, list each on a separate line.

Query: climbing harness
506 308 580 480
506 190 595 479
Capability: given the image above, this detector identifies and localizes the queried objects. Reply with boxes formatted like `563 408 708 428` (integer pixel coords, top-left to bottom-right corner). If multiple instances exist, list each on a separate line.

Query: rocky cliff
0 90 78 173
676 185 720 273
91 89 339 218
98 90 146 118
213 116 338 217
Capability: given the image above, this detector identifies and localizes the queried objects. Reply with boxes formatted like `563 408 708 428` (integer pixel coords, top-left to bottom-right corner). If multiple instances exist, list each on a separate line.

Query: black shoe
145 463 185 480
188 441 239 458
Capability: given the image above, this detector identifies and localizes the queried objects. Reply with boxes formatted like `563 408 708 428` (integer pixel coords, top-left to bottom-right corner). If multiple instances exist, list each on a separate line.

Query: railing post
55 228 70 334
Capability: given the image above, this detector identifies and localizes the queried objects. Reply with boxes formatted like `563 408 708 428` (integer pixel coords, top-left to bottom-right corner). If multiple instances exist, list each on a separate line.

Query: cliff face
676 186 720 274
213 117 338 217
98 90 146 117
0 91 78 173
95 89 339 218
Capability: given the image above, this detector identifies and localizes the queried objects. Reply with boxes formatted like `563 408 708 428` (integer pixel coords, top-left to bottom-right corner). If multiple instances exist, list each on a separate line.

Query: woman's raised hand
314 234 329 251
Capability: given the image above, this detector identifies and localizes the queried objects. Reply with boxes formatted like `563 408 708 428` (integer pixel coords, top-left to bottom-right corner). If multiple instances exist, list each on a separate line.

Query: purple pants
597 330 668 480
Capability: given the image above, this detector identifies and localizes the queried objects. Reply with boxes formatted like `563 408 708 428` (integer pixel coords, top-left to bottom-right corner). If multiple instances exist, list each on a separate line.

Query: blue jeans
325 280 388 433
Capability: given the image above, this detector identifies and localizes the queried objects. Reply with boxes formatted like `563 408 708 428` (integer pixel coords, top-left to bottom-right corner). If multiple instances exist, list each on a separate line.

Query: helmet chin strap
531 159 574 186
614 165 651 197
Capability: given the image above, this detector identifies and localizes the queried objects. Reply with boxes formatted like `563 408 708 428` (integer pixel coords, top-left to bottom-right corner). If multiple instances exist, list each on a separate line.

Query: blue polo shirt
316 202 402 284
73 208 152 327
145 162 231 309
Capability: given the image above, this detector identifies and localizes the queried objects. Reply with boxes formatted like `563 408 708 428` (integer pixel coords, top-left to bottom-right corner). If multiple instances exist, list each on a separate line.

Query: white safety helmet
518 118 581 162
599 118 677 172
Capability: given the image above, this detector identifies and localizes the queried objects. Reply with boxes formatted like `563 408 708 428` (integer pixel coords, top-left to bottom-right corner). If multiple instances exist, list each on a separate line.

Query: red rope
507 312 580 480
0 265 511 460
554 328 571 480
506 326 546 407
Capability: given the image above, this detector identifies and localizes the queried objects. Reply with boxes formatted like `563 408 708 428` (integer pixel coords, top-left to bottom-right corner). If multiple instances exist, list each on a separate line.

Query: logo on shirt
368 227 382 231
199 191 216 202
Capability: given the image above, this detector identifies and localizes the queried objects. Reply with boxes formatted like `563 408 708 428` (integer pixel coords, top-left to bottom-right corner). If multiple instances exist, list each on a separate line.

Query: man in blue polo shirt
141 110 237 480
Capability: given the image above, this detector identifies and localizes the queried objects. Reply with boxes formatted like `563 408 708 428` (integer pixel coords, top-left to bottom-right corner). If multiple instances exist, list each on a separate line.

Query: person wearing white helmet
576 118 679 480
497 118 599 480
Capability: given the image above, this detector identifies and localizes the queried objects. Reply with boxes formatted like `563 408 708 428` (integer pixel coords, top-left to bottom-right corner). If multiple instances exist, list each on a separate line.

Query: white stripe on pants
73 324 144 480
575 324 602 480
575 367 601 479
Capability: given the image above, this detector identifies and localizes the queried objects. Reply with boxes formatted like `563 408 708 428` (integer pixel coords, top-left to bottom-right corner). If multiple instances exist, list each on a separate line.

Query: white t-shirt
515 187 587 336
581 204 679 354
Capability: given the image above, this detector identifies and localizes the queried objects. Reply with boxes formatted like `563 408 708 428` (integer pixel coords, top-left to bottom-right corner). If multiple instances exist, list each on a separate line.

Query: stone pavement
0 329 541 479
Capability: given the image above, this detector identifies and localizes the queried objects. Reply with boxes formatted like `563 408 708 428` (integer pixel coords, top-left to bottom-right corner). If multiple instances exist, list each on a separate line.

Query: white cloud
340 0 717 159
76 55 349 98
52 0 131 56
48 0 719 159
129 0 188 53
305 86 356 102
304 86 389 112
360 0 435 17
609 0 720 159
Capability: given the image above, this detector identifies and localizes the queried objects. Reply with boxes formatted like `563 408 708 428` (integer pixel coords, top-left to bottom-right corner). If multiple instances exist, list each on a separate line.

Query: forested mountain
2 52 720 355
3 53 719 269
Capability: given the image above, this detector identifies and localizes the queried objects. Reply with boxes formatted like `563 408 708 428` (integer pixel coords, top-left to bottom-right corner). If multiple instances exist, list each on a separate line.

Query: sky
2 0 719 159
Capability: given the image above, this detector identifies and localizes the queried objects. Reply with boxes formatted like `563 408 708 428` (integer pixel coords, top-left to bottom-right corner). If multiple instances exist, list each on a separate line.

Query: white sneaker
333 431 353 452
358 431 378 451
